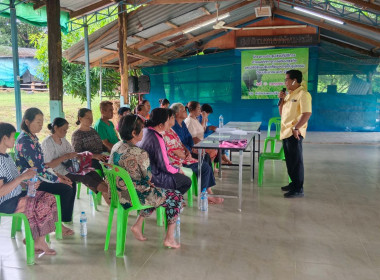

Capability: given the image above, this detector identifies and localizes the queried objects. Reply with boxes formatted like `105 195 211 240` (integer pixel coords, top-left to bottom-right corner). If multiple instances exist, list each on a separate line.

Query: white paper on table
244 131 261 135
230 130 247 135
215 127 235 133
208 134 230 139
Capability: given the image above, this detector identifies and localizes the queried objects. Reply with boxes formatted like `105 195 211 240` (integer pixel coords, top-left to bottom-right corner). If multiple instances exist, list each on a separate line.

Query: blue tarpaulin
0 57 42 87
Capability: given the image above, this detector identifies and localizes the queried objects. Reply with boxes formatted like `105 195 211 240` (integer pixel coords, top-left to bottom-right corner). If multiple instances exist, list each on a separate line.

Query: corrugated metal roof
63 0 380 69
0 46 36 58
60 0 103 13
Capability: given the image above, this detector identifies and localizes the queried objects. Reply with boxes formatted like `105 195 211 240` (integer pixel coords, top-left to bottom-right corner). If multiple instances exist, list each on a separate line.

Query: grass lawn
0 91 102 142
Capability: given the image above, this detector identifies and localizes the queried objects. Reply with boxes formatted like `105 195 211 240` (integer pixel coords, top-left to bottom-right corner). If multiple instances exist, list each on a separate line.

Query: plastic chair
258 146 285 186
263 117 281 153
76 169 103 211
0 212 36 265
12 196 63 241
8 132 19 161
54 195 63 240
181 167 198 207
101 163 167 257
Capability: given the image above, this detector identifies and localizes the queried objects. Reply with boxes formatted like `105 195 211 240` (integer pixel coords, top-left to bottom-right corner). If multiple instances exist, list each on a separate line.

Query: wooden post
118 4 129 103
46 0 64 121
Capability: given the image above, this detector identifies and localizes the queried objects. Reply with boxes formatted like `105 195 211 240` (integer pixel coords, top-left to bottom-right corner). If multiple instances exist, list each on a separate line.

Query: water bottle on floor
174 215 181 244
89 190 93 207
200 189 208 211
27 175 38 197
80 211 87 237
219 115 224 129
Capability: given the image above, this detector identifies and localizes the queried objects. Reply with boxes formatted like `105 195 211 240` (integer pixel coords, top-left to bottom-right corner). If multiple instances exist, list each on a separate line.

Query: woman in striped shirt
0 122 57 255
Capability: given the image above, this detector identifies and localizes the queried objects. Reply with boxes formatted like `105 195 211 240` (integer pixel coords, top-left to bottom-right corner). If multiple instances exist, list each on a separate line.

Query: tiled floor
0 136 379 280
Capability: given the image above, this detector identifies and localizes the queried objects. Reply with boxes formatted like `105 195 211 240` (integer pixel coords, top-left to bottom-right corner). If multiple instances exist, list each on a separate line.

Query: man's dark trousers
283 135 304 192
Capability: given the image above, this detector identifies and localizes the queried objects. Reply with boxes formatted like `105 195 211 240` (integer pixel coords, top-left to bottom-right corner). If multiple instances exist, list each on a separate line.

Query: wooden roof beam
69 23 119 62
90 52 119 67
130 1 252 50
33 1 46 10
100 63 119 68
70 0 115 18
274 9 380 47
126 46 167 62
130 13 259 68
166 21 194 39
200 7 211 15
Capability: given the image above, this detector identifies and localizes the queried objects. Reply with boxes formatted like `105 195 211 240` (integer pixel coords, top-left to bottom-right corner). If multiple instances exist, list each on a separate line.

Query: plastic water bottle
80 212 87 237
174 215 181 244
219 115 224 129
89 190 93 207
27 175 38 197
200 189 208 211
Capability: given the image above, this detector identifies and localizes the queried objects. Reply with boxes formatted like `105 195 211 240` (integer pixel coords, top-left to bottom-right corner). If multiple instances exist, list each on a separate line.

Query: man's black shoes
281 185 292 191
284 189 304 198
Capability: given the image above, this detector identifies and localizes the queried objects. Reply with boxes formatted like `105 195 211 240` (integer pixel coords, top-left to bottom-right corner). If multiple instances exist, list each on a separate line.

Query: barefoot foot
131 225 147 241
208 197 224 204
164 239 180 249
62 224 74 236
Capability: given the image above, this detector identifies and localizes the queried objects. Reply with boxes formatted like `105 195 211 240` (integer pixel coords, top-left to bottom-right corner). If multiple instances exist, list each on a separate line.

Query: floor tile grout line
133 248 158 277
358 236 380 280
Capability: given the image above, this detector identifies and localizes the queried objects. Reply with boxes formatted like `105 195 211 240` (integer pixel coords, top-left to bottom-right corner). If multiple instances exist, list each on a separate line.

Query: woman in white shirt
41 118 110 205
184 101 218 165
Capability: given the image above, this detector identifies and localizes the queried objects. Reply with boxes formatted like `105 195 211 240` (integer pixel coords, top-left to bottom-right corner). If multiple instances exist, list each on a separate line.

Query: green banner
241 48 309 99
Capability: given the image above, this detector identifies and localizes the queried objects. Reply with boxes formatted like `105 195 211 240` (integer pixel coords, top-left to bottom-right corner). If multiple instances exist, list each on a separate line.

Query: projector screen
241 48 309 99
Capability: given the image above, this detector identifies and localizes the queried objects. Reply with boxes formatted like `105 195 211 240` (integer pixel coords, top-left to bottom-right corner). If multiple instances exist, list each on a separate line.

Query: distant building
0 46 45 90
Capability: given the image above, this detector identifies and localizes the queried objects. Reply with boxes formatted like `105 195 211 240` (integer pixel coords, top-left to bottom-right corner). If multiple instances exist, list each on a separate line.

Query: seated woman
71 108 108 171
141 100 151 119
138 108 191 195
116 106 132 131
184 101 218 165
159 98 170 108
0 122 57 255
109 114 184 248
42 118 110 205
163 109 223 204
198 103 232 165
15 108 75 236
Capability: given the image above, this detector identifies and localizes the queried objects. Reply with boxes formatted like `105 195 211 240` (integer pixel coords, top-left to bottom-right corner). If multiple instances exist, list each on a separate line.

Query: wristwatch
292 126 298 130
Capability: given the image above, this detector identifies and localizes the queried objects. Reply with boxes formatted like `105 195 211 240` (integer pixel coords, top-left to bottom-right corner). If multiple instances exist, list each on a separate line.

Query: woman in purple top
137 108 191 195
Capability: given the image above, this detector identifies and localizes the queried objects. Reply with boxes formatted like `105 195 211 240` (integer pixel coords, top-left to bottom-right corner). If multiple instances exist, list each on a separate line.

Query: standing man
278 70 312 198
94 101 120 152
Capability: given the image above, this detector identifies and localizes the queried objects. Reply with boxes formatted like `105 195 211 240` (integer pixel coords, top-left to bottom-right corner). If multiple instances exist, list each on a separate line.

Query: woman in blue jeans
15 108 76 236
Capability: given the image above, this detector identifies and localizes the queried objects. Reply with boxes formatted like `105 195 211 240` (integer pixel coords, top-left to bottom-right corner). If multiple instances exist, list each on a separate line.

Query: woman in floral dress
109 114 183 249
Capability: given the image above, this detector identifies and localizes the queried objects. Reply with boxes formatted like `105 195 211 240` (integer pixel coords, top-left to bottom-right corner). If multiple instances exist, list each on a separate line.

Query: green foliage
30 12 121 102
318 74 352 93
62 61 120 102
0 17 43 48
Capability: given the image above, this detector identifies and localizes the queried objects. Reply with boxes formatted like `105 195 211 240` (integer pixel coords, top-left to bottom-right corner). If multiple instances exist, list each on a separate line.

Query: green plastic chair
0 212 36 265
8 132 20 161
263 117 281 153
101 163 167 257
54 195 63 239
258 146 286 186
181 167 198 207
76 169 103 211
13 196 63 241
